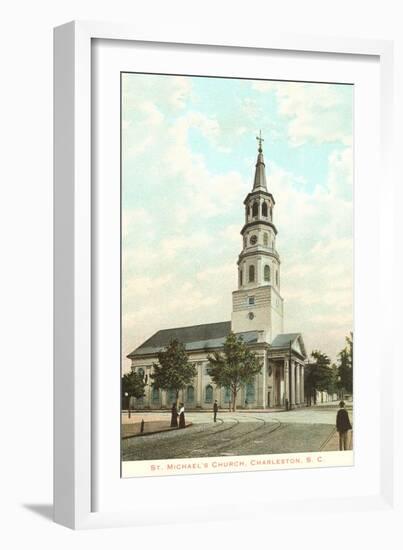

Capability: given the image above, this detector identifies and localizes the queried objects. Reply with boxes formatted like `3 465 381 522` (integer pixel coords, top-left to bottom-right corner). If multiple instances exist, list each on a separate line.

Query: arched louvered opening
249 264 255 282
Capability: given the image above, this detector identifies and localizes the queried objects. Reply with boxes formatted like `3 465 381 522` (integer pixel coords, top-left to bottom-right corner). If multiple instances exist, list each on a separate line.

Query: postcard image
120 73 353 477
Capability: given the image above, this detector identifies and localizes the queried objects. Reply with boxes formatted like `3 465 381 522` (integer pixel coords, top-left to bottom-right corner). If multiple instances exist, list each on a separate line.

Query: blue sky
121 73 353 369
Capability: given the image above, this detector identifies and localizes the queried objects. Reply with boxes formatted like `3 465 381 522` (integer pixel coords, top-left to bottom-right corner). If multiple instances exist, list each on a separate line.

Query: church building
127 136 307 410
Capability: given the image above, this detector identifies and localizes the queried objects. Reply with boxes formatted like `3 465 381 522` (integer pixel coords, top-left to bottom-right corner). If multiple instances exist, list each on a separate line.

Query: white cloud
161 112 247 218
218 224 242 245
122 208 150 239
327 147 353 199
169 76 192 109
268 150 353 360
123 273 174 298
196 263 233 282
251 81 276 93
253 81 352 146
161 232 213 259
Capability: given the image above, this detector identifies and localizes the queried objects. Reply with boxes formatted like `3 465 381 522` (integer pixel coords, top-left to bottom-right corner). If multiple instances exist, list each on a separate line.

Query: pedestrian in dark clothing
178 402 186 428
213 400 218 422
170 402 178 428
336 401 352 450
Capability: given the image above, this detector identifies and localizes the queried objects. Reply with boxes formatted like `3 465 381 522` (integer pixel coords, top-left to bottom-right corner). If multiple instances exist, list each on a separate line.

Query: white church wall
129 348 268 410
232 286 272 340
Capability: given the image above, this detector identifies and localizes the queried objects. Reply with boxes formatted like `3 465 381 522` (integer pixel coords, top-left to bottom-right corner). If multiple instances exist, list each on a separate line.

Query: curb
122 422 193 440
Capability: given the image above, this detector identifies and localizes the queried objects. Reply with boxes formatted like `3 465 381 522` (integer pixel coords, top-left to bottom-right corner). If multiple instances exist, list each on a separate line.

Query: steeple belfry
231 134 284 344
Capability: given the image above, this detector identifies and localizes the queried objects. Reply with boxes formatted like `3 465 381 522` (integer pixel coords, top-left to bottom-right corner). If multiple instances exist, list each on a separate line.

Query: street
122 405 353 461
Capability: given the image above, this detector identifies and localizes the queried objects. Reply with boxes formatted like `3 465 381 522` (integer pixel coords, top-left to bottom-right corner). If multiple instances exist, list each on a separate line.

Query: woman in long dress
178 402 186 429
170 402 178 427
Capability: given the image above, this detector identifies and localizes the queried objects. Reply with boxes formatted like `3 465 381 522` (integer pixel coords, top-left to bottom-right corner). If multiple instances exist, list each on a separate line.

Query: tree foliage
150 339 196 404
304 350 333 405
207 331 262 411
122 371 146 400
337 332 353 396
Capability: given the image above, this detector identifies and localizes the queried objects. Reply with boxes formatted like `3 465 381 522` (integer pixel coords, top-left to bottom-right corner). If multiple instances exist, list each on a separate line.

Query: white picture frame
54 21 398 530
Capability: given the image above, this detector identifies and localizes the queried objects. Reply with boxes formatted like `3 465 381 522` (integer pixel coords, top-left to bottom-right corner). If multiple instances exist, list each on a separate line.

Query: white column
258 354 265 408
284 358 289 405
278 365 283 406
145 366 151 408
300 365 304 404
290 360 295 407
275 365 280 406
196 362 203 407
295 364 300 405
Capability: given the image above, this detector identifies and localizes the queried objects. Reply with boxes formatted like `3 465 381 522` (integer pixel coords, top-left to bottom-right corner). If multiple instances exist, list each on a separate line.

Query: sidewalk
321 429 353 451
314 400 353 409
122 407 286 416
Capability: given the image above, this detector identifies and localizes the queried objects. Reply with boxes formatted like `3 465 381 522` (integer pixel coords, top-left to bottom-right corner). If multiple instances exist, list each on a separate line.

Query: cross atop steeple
256 130 264 152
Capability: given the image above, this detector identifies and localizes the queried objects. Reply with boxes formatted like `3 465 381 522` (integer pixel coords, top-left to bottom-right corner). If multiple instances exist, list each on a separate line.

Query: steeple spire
253 130 268 191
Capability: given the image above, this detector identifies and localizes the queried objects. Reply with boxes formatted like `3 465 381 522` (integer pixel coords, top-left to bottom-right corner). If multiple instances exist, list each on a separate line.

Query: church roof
127 321 263 358
271 333 307 358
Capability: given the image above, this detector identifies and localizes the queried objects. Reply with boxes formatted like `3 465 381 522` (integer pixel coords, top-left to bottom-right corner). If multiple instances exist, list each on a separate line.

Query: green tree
150 339 196 406
337 332 353 396
122 370 146 399
304 350 333 405
122 371 146 417
207 332 262 412
327 363 339 397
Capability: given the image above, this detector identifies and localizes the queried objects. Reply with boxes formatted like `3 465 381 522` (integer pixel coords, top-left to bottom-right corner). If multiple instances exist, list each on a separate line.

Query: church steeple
231 134 284 343
253 131 268 191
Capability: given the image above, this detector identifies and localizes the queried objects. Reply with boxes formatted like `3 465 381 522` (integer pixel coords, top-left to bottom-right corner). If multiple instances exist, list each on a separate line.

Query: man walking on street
213 400 218 422
336 401 352 450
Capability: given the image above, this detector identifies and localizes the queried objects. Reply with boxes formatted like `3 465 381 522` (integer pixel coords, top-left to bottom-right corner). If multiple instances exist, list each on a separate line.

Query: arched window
167 388 176 404
264 265 270 282
137 368 145 378
186 386 195 403
151 386 160 402
252 202 259 217
224 386 231 403
262 202 268 217
263 232 268 246
270 206 273 219
249 265 255 282
246 383 255 402
276 270 279 286
239 268 243 286
205 385 213 403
